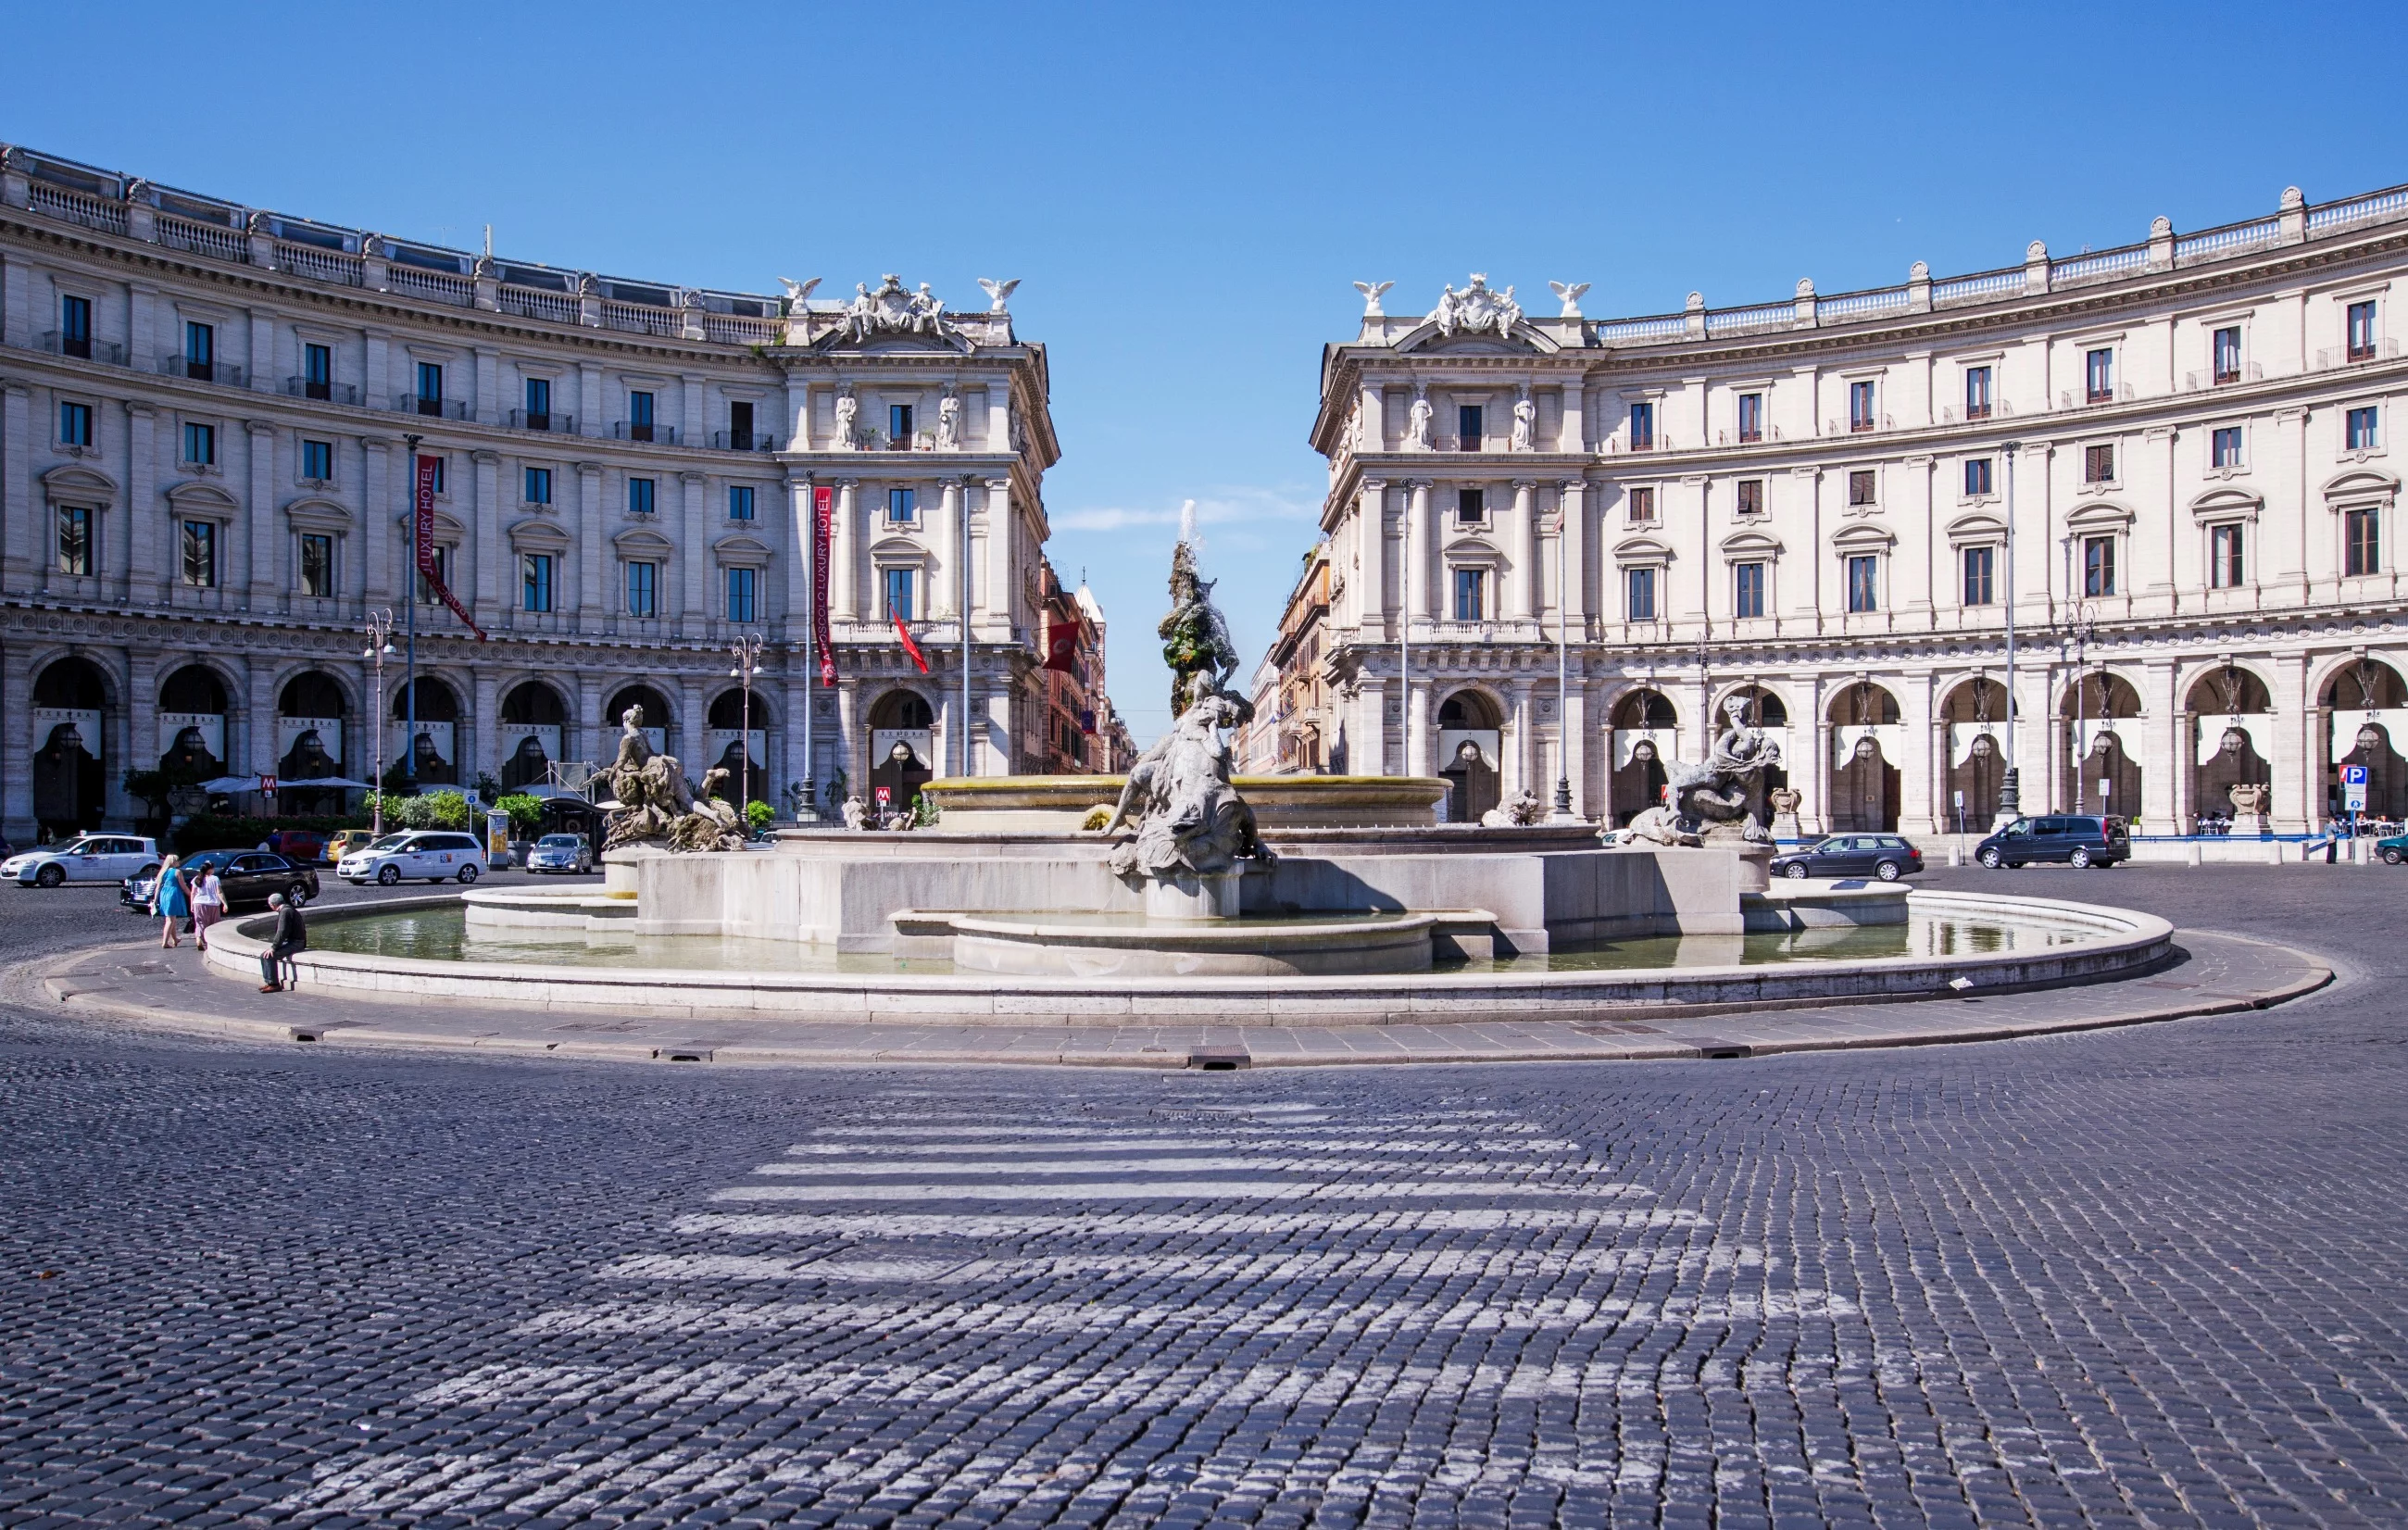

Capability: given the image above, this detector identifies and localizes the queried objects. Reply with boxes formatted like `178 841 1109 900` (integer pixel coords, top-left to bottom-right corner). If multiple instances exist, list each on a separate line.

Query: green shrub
422 791 473 831
745 799 775 835
495 794 546 837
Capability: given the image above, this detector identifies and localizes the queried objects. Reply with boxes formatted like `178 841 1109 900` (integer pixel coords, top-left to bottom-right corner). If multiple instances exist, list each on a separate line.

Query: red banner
415 455 487 641
1043 621 1078 674
811 485 836 685
892 606 930 674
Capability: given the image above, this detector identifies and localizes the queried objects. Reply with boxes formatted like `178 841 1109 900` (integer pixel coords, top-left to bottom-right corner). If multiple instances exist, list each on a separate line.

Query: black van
1974 814 2130 869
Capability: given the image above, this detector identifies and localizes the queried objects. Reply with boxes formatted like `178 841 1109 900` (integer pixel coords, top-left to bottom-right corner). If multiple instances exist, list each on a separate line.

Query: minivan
1974 814 2130 870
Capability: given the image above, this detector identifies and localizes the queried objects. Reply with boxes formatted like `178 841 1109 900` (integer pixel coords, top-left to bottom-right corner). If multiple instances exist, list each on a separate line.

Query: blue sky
11 1 2406 741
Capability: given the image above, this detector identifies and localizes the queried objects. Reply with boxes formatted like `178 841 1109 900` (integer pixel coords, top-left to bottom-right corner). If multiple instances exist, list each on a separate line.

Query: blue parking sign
2343 762 2370 812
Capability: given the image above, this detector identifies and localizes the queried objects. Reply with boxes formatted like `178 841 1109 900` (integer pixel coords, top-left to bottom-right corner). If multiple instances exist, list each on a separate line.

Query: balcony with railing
709 429 777 452
611 421 680 444
39 330 125 365
157 354 245 388
285 376 360 406
2318 337 2400 370
156 213 246 262
395 393 471 420
507 408 577 433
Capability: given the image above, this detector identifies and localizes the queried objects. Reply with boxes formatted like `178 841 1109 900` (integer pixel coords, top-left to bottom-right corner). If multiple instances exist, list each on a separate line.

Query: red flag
811 486 836 686
414 455 487 641
1044 621 1078 673
891 605 930 674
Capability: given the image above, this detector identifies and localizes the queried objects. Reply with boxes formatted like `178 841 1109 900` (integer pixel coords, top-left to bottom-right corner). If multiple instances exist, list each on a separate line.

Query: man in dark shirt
259 893 307 992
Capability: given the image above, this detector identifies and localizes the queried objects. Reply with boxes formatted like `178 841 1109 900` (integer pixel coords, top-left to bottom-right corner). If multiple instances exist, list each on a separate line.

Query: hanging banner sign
416 454 488 641
812 484 836 685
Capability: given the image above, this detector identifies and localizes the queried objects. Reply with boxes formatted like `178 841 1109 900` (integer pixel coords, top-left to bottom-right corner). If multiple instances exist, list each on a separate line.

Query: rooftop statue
1427 273 1524 340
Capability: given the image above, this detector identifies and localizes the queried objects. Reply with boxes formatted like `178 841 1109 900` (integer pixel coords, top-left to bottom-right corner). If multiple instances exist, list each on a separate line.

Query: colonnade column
1407 677 1432 781
0 646 30 842
1562 680 1588 819
1559 481 1587 641
1359 479 1388 637
835 680 862 797
1406 481 1433 622
832 479 859 622
1510 481 1537 622
125 650 160 785
1900 677 1934 831
935 479 962 619
1508 678 1535 800
2142 660 2178 832
2277 653 2314 833
1351 675 1383 777
0 383 29 589
470 671 501 790
245 420 277 611
784 475 814 624
983 479 1012 633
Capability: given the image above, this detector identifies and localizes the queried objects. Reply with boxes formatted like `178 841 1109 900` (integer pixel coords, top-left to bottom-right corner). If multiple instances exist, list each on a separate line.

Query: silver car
524 833 593 874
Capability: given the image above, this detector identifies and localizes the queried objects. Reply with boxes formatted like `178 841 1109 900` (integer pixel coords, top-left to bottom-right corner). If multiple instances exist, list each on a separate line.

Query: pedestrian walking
151 854 190 948
257 892 307 993
191 863 225 950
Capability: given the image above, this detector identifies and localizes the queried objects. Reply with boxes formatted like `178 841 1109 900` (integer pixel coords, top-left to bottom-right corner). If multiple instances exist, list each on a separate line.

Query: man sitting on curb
259 892 307 994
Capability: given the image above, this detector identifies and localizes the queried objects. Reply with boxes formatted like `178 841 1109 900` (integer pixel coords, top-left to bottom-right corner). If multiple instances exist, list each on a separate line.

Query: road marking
781 1136 1583 1155
672 1206 1689 1237
596 1244 1766 1284
747 1154 1616 1177
709 1177 1650 1203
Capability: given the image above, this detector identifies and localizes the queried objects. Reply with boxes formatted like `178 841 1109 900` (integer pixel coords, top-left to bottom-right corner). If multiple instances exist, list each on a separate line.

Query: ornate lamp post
728 631 764 830
361 608 395 835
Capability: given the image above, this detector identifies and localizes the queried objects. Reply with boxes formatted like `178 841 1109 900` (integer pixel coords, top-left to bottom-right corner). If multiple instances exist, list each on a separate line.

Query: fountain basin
922 774 1453 832
910 909 1442 978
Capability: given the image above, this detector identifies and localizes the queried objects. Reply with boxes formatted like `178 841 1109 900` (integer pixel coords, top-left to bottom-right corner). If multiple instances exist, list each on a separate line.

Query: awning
198 775 262 793
278 777 375 790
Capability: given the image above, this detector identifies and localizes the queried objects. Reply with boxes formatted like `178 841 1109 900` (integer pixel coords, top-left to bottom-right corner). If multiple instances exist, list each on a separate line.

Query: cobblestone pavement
3 863 2403 1526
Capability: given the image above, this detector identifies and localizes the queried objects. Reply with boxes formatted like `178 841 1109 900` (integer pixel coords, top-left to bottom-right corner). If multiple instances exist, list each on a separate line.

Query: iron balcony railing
285 376 360 406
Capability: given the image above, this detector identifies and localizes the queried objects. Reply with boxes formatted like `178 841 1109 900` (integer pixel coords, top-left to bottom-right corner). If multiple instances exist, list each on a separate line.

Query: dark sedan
122 849 320 913
1769 833 1925 883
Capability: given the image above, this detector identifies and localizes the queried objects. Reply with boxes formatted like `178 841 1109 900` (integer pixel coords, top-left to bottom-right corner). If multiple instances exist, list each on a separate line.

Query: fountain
191 533 2177 1027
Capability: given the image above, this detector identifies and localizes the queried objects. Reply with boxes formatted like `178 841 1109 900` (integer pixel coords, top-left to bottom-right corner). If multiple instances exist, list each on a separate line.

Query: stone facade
1299 184 2408 834
0 143 1091 840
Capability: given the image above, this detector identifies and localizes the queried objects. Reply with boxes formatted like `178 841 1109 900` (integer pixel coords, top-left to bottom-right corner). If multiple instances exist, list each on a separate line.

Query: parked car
327 829 378 861
1975 814 2131 869
1770 834 1925 882
337 830 487 886
2377 831 2408 865
524 834 594 874
122 849 320 912
5 834 158 888
264 828 331 865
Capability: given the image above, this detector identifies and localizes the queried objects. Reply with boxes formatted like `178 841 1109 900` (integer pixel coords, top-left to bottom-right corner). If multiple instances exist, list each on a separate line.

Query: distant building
1236 655 1282 774
1293 182 2408 834
1027 561 1122 772
1262 545 1335 772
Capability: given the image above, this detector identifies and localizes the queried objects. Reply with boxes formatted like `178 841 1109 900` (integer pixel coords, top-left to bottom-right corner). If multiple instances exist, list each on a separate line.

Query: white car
4 834 158 888
337 830 487 886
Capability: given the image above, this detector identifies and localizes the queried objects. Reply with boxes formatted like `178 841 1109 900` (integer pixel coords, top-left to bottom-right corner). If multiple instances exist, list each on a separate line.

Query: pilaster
1 382 31 592
1406 481 1432 621
679 470 708 632
245 420 277 609
833 479 859 622
1511 482 1537 621
125 402 157 602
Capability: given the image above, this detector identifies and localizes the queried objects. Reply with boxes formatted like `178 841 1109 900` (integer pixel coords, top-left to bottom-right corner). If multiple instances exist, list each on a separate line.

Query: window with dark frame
2212 426 2243 469
625 558 658 617
2346 507 2380 576
524 377 552 430
884 566 916 620
59 295 92 358
1963 545 1995 606
1737 393 1763 443
726 566 759 623
1849 381 1876 432
1455 567 1486 621
2213 326 2242 384
299 533 336 598
1628 401 1654 450
180 519 216 588
2211 523 2245 588
301 439 332 482
1457 404 1484 450
184 321 214 380
1845 554 1878 612
1626 486 1655 522
2083 535 2116 596
182 420 215 466
1964 458 1992 496
628 477 657 515
524 466 553 505
416 545 450 605
523 553 555 612
2347 406 2380 451
628 389 656 441
1848 469 1876 507
1733 560 1764 618
58 400 92 447
1964 366 1992 420
56 506 92 575
729 400 756 450
304 343 332 399
728 485 756 520
2084 444 2115 483
1457 487 1486 525
416 361 444 415
2348 300 2378 361
888 487 918 524
2085 347 2113 403
1736 479 1764 516
889 403 914 445
1624 566 1655 621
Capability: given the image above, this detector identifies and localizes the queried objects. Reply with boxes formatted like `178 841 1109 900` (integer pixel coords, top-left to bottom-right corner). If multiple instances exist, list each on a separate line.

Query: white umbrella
198 775 262 793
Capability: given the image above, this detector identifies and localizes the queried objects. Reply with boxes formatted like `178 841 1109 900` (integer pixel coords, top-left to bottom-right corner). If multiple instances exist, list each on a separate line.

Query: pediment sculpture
840 274 954 344
1426 274 1524 341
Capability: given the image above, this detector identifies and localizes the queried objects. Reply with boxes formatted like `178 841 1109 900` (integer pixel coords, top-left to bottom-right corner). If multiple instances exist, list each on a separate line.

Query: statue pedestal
1145 871 1243 921
1769 811 1801 842
2238 811 2271 838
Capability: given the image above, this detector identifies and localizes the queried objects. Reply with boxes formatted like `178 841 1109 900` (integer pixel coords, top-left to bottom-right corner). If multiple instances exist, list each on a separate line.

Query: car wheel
1875 860 1901 882
1783 862 1810 880
284 883 311 908
33 864 64 888
376 864 401 886
2386 847 2404 866
1978 847 2003 869
458 864 480 885
2069 847 2093 869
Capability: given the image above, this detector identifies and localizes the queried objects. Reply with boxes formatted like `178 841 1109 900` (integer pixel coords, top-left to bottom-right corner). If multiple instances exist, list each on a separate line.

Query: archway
31 658 108 836
1607 688 1675 824
1436 689 1503 822
1939 677 2011 831
706 688 772 805
278 671 350 793
604 685 671 757
498 682 568 792
1826 682 1901 832
157 665 227 779
2187 666 2273 832
391 676 461 786
2322 658 2408 822
867 689 934 815
2059 672 2142 818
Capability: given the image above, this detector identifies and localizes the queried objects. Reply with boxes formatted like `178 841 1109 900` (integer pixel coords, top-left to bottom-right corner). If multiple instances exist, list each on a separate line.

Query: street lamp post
729 631 764 831
362 608 395 835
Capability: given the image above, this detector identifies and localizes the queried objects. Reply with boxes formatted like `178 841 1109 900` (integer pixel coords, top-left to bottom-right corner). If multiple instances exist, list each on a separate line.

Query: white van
337 831 487 886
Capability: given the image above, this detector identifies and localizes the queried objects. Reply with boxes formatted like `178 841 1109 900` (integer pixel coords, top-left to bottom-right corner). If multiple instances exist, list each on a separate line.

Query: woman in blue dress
152 853 191 948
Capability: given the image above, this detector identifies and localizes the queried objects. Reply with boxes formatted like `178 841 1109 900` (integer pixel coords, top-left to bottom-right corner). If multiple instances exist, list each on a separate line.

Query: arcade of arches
1437 691 1503 822
868 689 934 812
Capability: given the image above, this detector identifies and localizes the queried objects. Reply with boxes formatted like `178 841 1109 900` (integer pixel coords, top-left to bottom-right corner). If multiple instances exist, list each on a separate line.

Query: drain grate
1683 1038 1754 1060
1187 1047 1252 1072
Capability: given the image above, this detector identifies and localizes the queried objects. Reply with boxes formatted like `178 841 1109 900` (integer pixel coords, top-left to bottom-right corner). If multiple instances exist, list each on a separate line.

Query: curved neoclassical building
0 143 1070 841
1296 183 2408 835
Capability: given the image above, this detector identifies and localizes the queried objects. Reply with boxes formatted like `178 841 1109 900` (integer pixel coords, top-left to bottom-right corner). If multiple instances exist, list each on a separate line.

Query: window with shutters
1962 546 1994 606
1847 470 1876 507
2083 535 2116 596
2085 348 2114 403
1963 366 1992 420
1737 393 1763 443
2210 524 2245 588
2346 508 2380 576
1736 479 1764 517
1625 486 1655 523
1733 561 1764 618
1624 566 1655 621
2084 444 2115 483
1845 554 1878 612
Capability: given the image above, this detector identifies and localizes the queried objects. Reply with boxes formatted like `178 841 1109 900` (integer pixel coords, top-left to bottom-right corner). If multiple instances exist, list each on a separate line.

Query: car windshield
366 834 411 852
538 835 581 848
62 840 104 855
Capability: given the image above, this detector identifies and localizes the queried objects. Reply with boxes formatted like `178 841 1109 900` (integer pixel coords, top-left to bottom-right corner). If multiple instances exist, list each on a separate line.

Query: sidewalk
26 929 2331 1071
